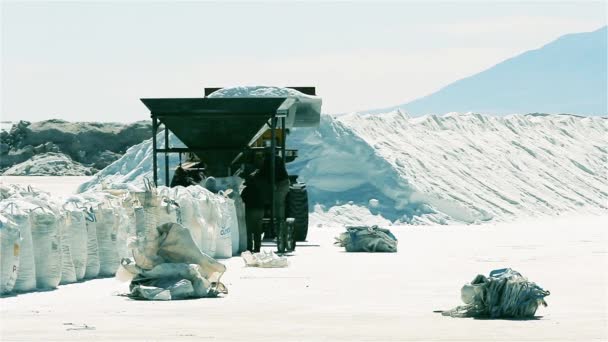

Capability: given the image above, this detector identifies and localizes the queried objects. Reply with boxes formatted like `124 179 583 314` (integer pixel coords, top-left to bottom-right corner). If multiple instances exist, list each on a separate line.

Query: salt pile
289 112 607 223
78 86 607 225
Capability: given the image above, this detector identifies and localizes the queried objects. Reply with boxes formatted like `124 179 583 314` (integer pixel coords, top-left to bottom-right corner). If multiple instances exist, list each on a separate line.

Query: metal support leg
270 116 277 238
152 117 158 186
164 123 170 186
281 117 286 164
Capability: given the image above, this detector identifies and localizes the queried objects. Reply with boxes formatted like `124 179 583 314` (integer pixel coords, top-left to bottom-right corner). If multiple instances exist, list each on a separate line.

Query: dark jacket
241 155 289 208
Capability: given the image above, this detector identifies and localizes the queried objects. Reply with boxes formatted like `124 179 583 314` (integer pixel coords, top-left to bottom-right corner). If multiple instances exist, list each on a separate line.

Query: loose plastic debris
334 225 398 252
241 250 289 268
441 268 550 319
122 222 227 300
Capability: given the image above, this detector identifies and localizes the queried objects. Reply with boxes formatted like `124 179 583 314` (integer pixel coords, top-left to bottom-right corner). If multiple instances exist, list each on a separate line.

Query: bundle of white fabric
120 222 227 300
334 225 398 252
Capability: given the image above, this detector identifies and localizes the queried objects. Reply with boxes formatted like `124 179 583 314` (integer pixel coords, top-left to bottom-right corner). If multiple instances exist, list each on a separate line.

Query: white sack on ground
116 205 135 260
172 187 200 245
200 176 243 256
63 208 88 281
29 206 63 289
192 190 218 258
0 200 37 292
241 251 289 268
59 219 77 285
334 225 398 252
96 208 119 276
131 187 163 270
225 196 240 257
214 196 233 259
122 222 227 300
0 213 21 294
83 211 100 279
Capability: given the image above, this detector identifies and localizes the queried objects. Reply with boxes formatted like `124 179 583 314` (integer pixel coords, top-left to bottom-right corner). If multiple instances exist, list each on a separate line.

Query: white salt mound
78 102 607 225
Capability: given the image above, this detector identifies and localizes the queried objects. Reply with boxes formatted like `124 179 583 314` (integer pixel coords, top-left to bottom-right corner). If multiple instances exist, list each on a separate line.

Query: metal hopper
141 87 321 183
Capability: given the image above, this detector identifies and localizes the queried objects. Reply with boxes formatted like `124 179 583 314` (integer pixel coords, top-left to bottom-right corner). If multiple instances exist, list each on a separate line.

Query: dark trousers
245 207 264 252
244 179 291 252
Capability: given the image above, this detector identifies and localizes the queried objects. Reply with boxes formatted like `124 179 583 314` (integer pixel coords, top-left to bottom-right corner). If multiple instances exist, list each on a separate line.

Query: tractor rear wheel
286 183 309 241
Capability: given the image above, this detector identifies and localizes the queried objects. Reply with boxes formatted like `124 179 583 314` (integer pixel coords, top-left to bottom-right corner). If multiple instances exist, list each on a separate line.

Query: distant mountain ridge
366 26 607 116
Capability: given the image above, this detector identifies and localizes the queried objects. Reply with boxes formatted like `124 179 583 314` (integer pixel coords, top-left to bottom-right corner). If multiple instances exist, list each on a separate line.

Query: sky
1 1 606 122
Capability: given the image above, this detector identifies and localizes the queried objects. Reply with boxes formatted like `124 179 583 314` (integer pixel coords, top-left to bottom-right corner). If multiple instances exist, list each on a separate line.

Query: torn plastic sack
441 268 550 319
122 222 227 300
127 262 226 300
241 250 289 268
334 225 398 252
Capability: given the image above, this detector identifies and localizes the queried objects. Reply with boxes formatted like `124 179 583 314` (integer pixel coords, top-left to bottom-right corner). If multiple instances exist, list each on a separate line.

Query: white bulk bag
133 206 146 239
96 208 119 276
84 209 101 279
30 206 62 289
64 208 88 281
225 197 240 256
192 192 217 257
59 214 77 285
214 196 233 259
113 205 132 260
0 213 21 294
130 189 163 270
1 201 36 292
174 187 204 251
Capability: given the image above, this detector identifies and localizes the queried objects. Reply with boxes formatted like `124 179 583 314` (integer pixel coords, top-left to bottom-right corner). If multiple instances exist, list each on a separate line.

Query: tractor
140 87 321 253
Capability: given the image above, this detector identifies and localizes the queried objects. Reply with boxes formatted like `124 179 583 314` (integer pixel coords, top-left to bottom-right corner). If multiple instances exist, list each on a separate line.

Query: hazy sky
1 1 606 122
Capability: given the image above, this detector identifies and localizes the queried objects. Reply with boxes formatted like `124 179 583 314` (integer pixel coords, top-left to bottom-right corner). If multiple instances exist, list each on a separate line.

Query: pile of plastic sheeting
241 250 289 268
119 222 227 300
441 268 550 319
334 225 398 252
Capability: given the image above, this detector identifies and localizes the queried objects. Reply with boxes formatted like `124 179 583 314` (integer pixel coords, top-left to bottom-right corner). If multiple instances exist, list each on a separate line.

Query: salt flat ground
0 177 606 341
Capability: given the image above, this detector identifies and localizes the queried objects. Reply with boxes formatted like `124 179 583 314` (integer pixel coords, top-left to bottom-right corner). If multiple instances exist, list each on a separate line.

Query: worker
241 152 290 252
257 152 290 229
170 166 197 187
241 170 264 252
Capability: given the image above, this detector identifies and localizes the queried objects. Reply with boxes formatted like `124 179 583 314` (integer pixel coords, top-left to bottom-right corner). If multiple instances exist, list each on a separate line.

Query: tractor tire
286 183 309 241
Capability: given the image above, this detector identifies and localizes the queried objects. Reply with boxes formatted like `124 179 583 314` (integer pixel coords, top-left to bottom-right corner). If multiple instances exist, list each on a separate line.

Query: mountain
367 26 607 116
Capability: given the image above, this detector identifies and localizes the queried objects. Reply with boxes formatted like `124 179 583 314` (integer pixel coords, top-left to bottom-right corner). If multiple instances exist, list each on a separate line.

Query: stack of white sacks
0 182 244 295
